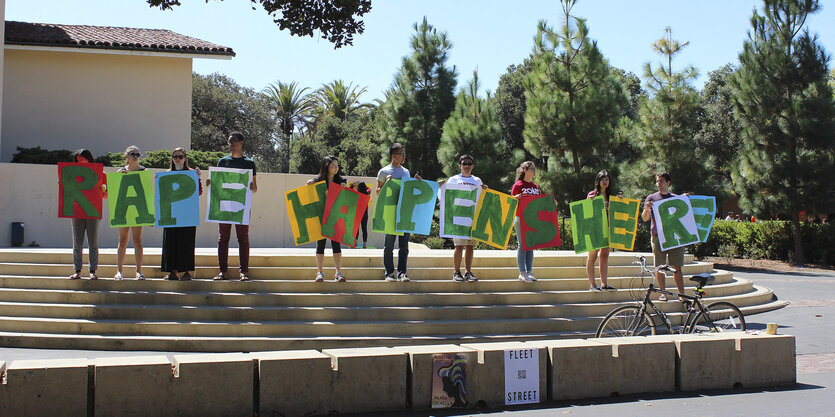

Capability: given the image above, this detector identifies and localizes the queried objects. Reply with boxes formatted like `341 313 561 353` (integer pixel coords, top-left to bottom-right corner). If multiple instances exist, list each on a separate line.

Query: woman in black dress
161 147 202 280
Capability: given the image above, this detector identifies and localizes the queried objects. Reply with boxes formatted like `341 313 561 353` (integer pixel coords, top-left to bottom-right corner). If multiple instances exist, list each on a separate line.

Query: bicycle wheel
595 305 656 338
690 301 746 334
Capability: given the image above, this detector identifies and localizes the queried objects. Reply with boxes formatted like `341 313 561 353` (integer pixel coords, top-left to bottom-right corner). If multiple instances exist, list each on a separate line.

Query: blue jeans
515 219 533 274
384 233 410 274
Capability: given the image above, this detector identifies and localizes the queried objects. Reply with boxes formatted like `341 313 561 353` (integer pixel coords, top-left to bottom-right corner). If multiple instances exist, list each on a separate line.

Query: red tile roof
4 21 235 57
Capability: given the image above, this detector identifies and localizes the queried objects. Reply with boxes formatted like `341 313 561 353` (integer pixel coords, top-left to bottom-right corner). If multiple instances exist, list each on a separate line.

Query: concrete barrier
589 335 676 395
460 341 548 408
171 353 254 417
668 333 738 391
528 339 619 400
707 333 796 388
93 355 173 417
390 344 478 409
0 358 88 417
321 347 408 414
255 350 334 417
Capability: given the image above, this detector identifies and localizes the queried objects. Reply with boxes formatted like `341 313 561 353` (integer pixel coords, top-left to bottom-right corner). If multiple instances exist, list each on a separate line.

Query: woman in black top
308 155 347 282
161 147 202 280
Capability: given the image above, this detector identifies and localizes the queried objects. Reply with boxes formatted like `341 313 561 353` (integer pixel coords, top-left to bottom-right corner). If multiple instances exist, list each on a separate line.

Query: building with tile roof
0 14 234 161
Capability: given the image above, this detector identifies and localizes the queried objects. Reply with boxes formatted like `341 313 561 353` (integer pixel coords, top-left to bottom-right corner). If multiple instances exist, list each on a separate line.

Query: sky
6 0 835 102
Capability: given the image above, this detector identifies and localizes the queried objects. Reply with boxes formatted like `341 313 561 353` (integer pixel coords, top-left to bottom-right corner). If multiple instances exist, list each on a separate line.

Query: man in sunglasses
438 155 488 282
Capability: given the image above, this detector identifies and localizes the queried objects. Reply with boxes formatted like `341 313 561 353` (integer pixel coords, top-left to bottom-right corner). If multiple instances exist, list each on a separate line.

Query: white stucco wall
0 162 383 249
1 0 7 155
1 48 191 161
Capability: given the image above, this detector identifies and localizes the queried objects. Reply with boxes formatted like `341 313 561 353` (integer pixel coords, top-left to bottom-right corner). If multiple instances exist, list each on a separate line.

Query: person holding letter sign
160 148 202 281
642 172 685 301
208 132 257 282
438 155 488 282
585 170 616 292
113 145 148 280
307 155 348 282
512 161 540 282
376 143 421 282
66 149 105 280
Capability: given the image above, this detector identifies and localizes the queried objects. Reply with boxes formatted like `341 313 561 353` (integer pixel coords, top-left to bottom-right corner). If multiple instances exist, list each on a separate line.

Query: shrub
11 146 73 164
102 149 227 170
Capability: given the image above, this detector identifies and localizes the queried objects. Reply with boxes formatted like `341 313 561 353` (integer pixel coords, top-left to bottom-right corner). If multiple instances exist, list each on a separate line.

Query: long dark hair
73 149 95 163
315 155 344 184
594 170 611 200
168 147 191 171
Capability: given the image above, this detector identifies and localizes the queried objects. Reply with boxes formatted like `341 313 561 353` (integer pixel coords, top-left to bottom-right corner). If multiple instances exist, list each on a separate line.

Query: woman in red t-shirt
586 170 616 292
512 161 540 282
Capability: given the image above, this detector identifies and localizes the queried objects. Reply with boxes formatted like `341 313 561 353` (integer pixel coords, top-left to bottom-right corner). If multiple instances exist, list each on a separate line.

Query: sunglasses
128 152 141 158
460 162 474 166
172 155 186 160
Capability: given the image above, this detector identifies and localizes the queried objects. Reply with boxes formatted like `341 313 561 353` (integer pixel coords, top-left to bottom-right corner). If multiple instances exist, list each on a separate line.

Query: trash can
11 222 24 247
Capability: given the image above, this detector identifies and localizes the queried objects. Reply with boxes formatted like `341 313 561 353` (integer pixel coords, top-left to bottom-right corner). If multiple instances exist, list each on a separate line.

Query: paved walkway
1 268 833 416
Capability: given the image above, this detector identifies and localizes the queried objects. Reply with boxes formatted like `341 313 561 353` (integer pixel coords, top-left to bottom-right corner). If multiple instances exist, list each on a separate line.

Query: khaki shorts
453 238 477 246
651 235 685 267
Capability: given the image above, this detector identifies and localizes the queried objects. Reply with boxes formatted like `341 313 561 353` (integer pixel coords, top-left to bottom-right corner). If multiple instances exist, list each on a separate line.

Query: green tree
190 73 280 172
289 135 327 175
380 17 457 177
312 80 371 121
494 60 536 165
263 81 315 173
693 64 742 201
523 0 629 205
146 0 372 48
437 70 508 188
621 27 706 198
731 0 835 264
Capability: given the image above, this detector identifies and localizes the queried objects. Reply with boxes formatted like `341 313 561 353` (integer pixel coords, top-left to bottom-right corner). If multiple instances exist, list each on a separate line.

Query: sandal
239 273 250 282
213 272 227 281
114 271 123 280
69 272 81 280
180 272 192 281
136 273 146 280
89 272 98 280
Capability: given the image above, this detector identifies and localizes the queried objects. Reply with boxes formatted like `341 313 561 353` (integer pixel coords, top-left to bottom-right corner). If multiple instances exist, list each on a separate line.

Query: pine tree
731 0 835 264
523 0 629 205
621 27 706 198
437 70 508 188
380 17 457 177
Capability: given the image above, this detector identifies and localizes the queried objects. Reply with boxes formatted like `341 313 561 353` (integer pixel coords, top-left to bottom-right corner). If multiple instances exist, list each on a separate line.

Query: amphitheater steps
0 248 787 351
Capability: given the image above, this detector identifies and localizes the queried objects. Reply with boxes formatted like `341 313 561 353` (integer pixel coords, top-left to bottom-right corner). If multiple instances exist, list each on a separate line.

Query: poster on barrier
608 196 641 251
688 195 717 242
505 348 540 405
652 195 699 251
321 182 370 247
471 189 518 249
106 170 155 228
154 170 200 228
569 196 609 254
371 179 403 235
206 167 253 225
432 353 468 409
285 181 328 245
58 162 104 219
518 194 561 251
396 178 439 235
439 181 480 239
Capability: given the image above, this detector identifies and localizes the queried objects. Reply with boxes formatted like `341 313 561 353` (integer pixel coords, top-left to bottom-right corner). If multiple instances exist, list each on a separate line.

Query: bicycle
595 255 745 337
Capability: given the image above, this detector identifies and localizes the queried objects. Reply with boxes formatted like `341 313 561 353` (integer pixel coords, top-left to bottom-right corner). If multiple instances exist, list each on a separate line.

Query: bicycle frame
631 257 713 334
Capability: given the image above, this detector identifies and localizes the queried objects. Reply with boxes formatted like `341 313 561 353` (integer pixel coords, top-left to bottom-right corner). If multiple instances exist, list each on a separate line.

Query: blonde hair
516 161 536 182
124 145 141 155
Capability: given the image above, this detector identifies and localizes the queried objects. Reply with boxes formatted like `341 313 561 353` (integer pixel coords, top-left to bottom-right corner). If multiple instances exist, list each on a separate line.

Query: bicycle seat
689 273 715 287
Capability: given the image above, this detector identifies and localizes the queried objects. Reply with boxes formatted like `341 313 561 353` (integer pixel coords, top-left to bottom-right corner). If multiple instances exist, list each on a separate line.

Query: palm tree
263 81 315 172
312 80 372 121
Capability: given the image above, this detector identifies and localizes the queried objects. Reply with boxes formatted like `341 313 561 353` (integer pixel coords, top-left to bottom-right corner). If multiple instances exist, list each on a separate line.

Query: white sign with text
504 348 540 405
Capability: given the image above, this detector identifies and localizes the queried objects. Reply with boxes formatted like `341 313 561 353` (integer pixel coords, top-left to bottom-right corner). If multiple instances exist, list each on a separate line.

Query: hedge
11 146 227 170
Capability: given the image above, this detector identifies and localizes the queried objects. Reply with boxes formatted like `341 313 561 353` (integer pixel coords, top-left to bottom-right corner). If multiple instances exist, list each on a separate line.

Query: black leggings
316 238 342 254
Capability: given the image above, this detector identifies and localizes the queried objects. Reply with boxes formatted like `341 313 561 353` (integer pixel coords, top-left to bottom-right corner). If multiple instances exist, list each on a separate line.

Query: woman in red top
586 170 616 291
512 161 540 282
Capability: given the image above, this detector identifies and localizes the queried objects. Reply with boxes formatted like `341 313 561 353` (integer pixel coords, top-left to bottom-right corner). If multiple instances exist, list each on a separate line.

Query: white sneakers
518 273 537 282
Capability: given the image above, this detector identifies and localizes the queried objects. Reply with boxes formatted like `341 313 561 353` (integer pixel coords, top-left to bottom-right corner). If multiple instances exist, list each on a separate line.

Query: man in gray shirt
376 142 422 282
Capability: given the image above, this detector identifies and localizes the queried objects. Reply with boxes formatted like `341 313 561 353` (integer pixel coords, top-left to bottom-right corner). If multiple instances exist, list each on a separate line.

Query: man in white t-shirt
438 155 489 282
